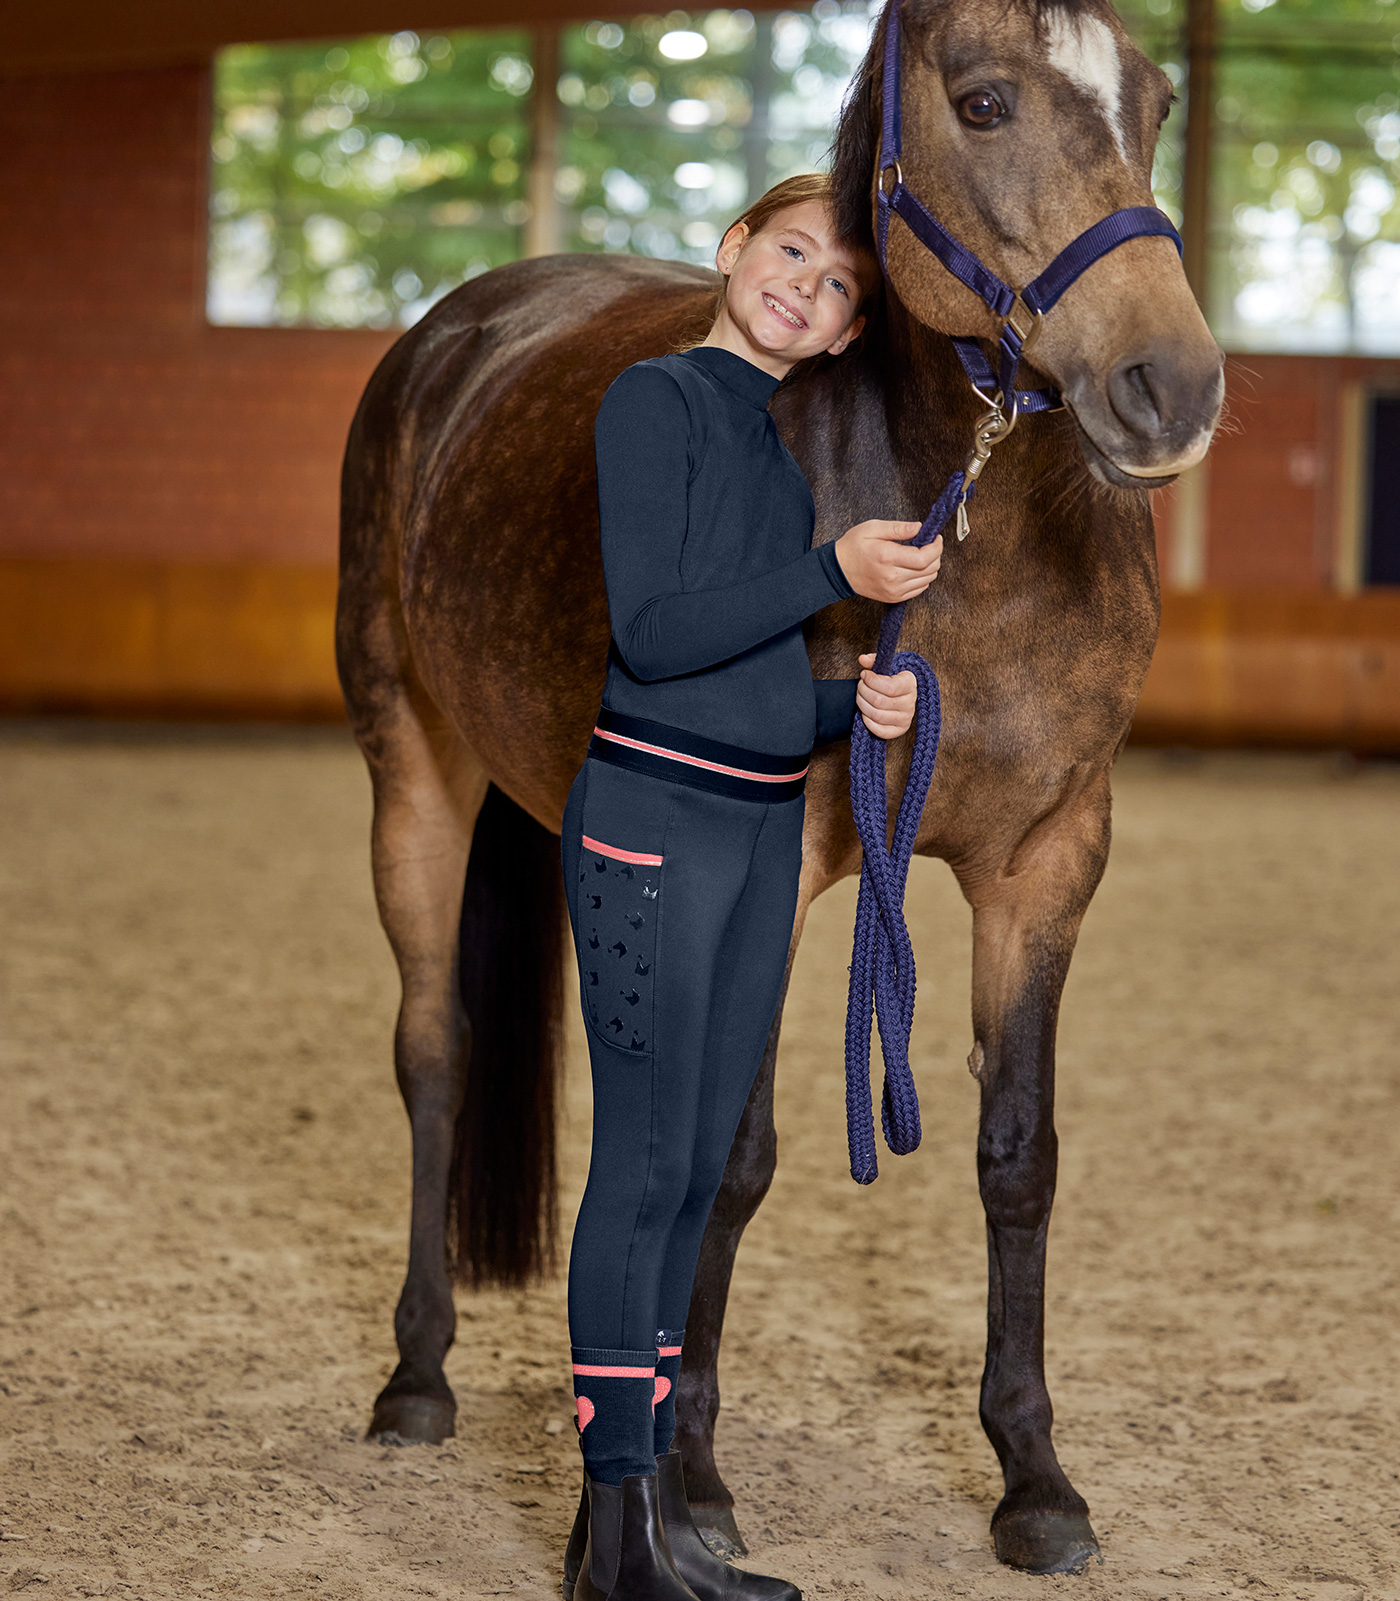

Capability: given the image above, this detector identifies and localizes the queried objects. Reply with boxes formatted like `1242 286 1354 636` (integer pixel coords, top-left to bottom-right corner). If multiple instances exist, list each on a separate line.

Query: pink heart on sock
652 1376 671 1409
576 1395 595 1432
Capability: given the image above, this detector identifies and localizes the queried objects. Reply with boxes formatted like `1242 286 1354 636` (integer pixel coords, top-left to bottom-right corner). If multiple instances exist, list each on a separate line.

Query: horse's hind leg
955 769 1113 1575
359 695 487 1442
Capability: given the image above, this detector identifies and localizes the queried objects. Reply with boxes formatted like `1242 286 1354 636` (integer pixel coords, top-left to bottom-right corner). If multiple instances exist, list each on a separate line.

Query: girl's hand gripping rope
856 653 918 740
833 520 943 604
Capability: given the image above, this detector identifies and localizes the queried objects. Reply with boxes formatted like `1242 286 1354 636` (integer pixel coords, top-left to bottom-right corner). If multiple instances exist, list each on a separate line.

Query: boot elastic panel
562 1472 588 1601
655 1451 802 1601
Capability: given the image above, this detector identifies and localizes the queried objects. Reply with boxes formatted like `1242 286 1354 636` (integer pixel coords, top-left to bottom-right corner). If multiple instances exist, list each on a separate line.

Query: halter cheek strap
874 0 1183 409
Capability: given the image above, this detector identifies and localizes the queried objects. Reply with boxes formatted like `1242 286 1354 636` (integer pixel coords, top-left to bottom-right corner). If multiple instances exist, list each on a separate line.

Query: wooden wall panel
0 559 342 720
1134 590 1400 749
3 560 1398 749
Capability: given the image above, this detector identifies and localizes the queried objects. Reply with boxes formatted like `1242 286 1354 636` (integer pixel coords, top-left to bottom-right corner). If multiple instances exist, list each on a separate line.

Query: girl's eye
958 90 1006 128
828 279 848 297
783 244 803 259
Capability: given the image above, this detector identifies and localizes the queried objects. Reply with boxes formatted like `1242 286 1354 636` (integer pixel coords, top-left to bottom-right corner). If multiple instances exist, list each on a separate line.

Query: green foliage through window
207 2 1400 352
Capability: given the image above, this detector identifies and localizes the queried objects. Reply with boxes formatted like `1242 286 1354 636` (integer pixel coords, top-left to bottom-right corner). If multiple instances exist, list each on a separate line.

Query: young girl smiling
561 174 942 1601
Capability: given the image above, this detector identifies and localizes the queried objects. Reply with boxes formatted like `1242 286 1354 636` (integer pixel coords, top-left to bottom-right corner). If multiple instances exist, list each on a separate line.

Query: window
208 1 1400 353
209 30 534 327
1210 0 1400 352
207 5 881 329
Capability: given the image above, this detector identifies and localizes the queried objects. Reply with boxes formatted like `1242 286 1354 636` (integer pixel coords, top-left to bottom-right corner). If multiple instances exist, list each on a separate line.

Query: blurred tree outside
1212 0 1400 351
209 29 533 326
207 1 1400 352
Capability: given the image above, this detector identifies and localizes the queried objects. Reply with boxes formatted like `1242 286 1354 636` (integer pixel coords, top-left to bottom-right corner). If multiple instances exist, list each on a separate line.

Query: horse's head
833 0 1223 488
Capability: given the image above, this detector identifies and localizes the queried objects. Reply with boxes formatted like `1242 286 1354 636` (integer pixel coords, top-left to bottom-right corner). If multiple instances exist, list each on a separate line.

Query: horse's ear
829 31 881 257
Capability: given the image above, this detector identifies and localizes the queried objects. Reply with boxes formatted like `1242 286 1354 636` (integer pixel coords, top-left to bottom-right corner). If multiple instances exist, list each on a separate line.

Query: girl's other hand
833 521 942 603
856 653 918 740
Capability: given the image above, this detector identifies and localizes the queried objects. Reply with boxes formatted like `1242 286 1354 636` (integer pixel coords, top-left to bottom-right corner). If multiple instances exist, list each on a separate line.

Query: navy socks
652 1329 684 1458
572 1347 658 1485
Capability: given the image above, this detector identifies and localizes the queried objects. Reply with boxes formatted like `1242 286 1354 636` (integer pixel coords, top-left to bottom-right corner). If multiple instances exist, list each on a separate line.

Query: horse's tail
450 783 567 1287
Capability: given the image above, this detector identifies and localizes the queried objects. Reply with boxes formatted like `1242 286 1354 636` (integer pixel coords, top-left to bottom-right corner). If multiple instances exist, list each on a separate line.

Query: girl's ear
715 220 749 278
828 311 866 356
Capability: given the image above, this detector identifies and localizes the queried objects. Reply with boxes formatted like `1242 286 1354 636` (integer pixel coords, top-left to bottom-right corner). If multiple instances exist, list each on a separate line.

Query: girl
561 173 942 1601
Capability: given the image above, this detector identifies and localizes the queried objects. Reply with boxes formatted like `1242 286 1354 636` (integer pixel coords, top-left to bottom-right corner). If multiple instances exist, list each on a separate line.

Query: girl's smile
761 291 808 330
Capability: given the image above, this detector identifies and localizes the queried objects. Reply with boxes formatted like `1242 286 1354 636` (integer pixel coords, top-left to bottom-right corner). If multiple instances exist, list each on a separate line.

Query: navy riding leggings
561 754 804 1359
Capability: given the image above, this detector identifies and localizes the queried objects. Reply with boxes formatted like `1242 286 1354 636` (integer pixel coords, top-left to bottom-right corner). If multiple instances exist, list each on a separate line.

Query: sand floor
2 725 1398 1601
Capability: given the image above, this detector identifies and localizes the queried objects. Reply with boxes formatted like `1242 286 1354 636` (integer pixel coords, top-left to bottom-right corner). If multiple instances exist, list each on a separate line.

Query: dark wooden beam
0 0 616 77
1181 0 1216 308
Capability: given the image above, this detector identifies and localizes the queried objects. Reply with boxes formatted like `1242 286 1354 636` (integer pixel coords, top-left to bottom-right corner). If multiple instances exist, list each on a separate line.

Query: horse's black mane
829 0 1110 256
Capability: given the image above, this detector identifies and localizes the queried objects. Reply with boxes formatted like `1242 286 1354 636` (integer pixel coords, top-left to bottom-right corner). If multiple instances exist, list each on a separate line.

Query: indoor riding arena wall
0 59 1398 746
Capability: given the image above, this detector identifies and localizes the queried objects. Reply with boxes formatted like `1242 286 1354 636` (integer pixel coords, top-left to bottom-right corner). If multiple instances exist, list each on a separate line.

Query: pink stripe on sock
581 834 664 867
653 1376 671 1407
572 1363 655 1378
576 1396 595 1432
657 1346 682 1358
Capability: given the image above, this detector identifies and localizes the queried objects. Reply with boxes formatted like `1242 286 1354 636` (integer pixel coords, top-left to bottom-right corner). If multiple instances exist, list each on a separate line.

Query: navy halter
842 0 1184 1184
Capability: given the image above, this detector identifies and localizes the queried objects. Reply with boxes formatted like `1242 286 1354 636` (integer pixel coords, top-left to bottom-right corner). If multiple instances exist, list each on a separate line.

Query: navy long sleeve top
593 344 858 757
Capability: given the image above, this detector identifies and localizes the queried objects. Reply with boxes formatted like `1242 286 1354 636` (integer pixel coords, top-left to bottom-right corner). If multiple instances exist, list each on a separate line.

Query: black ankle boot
573 1471 700 1601
563 1474 589 1600
654 1451 801 1601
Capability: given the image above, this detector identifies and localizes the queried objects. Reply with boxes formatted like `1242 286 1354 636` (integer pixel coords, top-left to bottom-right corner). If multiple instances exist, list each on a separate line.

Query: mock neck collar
677 344 783 410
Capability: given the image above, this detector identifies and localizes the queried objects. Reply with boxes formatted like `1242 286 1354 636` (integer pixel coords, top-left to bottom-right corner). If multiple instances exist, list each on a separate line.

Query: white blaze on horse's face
1043 12 1130 167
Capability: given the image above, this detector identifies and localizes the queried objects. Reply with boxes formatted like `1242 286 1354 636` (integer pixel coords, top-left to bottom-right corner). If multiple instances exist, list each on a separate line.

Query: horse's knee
977 1119 1057 1230
706 1113 776 1233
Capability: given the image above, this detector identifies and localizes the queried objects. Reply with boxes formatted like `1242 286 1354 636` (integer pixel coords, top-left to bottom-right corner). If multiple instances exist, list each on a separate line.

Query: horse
335 0 1223 1576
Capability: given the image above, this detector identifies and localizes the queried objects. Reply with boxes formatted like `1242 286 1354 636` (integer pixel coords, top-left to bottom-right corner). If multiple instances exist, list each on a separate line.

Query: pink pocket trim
582 835 664 867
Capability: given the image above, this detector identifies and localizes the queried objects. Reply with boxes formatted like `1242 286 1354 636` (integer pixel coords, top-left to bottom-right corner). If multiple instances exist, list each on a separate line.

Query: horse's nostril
1109 360 1164 435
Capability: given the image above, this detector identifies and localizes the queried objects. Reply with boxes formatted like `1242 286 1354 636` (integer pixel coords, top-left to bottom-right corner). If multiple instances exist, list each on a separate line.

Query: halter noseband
875 0 1183 415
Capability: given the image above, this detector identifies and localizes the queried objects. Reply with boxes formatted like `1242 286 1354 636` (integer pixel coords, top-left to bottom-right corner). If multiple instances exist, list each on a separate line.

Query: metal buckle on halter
1002 296 1043 357
878 160 903 198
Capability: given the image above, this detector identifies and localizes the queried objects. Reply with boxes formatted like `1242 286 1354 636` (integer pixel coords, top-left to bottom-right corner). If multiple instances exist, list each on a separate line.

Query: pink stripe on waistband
656 1346 682 1358
581 835 664 867
593 727 809 785
572 1363 655 1378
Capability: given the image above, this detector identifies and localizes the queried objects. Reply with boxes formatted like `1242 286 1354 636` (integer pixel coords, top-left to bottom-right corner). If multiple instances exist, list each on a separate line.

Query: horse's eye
958 90 1006 128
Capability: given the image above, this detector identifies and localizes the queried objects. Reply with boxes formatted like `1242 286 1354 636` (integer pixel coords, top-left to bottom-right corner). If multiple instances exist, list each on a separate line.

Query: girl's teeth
765 294 802 326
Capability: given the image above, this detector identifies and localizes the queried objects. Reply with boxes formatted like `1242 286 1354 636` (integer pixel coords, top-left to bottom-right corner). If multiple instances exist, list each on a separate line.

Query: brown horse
335 0 1222 1577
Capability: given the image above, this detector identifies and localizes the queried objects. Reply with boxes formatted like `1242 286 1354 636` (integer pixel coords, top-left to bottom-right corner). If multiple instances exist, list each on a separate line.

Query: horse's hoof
367 1389 456 1445
688 1501 748 1559
992 1510 1101 1575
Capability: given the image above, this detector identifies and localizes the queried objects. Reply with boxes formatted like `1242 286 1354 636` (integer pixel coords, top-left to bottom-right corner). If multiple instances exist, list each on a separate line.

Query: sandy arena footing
1 726 1398 1601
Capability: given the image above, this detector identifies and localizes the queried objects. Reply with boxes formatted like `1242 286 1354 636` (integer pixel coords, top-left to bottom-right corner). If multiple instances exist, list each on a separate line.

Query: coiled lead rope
843 469 965 1184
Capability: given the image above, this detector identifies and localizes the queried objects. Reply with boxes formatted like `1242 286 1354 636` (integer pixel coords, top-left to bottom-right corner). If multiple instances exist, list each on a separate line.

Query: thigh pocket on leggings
575 833 663 1056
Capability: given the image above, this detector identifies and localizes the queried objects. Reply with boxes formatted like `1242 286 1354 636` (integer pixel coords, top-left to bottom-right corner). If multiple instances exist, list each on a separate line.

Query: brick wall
1203 352 1400 589
0 65 392 565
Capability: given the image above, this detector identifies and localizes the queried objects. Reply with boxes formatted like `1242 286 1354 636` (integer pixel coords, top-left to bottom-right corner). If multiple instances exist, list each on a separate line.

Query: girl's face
714 199 870 370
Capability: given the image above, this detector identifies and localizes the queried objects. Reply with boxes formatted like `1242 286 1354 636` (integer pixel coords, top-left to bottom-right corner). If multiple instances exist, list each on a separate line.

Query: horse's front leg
955 772 1113 1576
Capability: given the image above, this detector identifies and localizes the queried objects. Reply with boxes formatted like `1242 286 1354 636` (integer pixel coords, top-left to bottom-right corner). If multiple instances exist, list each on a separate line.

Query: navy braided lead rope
844 468 966 1184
